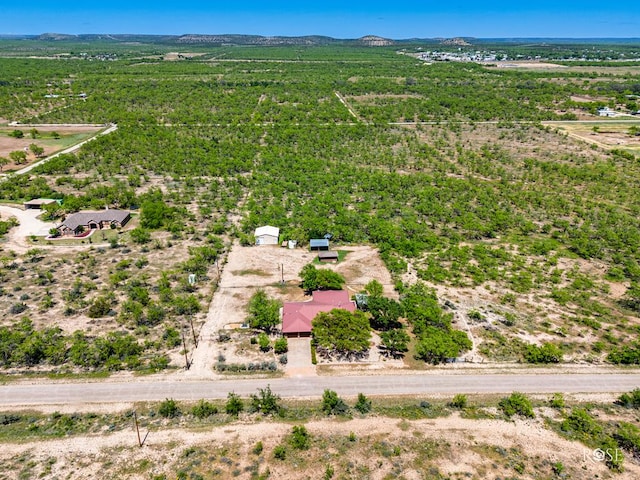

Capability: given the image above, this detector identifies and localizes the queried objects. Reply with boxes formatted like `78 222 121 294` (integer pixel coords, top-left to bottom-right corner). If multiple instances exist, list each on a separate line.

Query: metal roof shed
309 238 329 251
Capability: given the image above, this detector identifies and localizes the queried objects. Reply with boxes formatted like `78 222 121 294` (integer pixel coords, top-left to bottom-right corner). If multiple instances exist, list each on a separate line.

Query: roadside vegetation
2 389 640 477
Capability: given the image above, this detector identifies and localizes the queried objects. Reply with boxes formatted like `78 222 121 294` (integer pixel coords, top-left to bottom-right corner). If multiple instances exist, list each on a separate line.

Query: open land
0 38 640 478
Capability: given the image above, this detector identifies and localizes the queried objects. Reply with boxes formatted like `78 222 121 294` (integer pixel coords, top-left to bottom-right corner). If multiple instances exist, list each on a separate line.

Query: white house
254 225 280 245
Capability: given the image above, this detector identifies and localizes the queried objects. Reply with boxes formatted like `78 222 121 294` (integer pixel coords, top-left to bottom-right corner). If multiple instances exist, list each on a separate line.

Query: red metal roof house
282 290 356 337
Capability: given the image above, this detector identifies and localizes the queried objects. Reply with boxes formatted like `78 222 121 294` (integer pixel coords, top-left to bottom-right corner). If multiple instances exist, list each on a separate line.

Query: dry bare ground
1 411 636 479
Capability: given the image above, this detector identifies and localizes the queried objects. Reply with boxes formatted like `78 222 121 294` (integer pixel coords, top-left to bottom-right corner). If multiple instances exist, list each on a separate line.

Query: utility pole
189 316 198 348
281 263 284 284
181 328 190 370
133 411 142 447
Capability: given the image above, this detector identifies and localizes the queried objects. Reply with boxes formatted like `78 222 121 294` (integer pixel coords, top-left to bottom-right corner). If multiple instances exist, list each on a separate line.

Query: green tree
299 264 345 292
414 327 471 364
312 309 371 359
0 157 8 171
140 199 174 229
9 150 27 165
364 279 383 297
129 228 151 244
247 290 282 333
8 129 23 138
379 328 410 358
367 296 403 330
401 283 452 333
29 128 39 139
29 143 45 158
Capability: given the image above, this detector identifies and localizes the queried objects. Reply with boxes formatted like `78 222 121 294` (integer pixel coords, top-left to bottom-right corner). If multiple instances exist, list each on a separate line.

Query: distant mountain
356 35 394 46
0 33 635 46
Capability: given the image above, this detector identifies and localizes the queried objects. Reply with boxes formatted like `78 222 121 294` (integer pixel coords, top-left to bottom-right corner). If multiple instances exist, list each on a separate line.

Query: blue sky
2 1 639 38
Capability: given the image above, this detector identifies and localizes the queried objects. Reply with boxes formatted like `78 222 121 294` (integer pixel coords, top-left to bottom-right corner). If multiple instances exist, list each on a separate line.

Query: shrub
252 441 264 455
524 342 562 363
87 296 112 318
321 389 349 415
225 392 244 416
158 398 180 418
449 394 468 409
9 303 28 315
273 445 286 460
257 332 271 352
191 400 218 418
549 393 565 409
608 342 640 364
617 389 640 409
250 385 281 415
289 425 310 450
274 337 288 354
354 393 372 414
498 392 535 419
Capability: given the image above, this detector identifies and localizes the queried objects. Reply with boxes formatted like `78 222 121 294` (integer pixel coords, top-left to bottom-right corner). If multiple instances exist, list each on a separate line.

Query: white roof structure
254 225 280 237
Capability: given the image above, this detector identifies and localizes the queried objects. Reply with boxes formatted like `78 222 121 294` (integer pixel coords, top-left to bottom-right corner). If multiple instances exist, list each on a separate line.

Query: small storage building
310 238 329 251
24 198 59 210
254 226 280 245
318 251 339 262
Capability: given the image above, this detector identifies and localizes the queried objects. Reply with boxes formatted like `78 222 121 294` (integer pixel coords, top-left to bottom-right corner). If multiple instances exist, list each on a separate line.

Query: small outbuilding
310 238 329 251
24 198 59 210
254 225 280 246
318 251 339 262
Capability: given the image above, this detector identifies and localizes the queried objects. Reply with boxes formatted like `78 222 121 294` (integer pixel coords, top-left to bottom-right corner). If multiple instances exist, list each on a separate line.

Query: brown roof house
57 210 131 236
281 290 356 337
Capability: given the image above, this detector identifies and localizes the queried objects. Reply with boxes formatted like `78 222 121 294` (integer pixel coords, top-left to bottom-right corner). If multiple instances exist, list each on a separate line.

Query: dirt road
2 372 639 408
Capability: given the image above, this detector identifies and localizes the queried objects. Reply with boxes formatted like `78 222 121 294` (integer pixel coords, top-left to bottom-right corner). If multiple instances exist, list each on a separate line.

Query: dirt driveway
0 205 56 253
